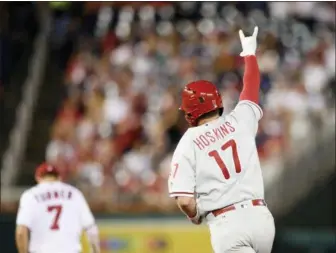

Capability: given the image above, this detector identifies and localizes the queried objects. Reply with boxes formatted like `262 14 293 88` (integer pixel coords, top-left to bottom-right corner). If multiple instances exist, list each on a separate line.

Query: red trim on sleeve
239 56 260 104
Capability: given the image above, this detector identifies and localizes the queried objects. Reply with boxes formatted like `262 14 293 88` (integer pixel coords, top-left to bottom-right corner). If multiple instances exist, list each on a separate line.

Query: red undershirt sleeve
239 56 260 104
230 56 263 136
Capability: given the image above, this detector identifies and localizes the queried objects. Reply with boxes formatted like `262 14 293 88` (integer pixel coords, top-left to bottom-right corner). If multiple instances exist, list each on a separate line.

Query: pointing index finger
239 30 245 41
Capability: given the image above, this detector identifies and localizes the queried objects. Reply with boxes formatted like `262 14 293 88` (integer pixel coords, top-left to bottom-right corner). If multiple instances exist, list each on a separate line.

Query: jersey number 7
208 139 241 179
47 205 63 230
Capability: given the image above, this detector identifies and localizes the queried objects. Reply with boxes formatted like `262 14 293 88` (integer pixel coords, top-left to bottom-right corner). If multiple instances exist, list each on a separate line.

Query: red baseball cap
35 162 60 178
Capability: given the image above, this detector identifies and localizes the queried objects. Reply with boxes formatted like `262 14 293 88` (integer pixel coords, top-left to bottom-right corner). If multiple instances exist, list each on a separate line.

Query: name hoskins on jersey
16 181 95 253
168 100 265 213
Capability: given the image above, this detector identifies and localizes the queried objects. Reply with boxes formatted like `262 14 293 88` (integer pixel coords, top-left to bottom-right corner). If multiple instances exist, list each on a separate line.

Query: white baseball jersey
16 181 95 253
168 100 264 212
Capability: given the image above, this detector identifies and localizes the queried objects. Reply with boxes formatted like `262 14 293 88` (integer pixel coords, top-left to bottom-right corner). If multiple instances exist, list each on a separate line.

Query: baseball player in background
16 162 100 253
168 27 275 253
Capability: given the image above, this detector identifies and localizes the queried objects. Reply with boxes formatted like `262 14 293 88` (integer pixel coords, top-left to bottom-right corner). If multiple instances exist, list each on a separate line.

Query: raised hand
239 26 258 57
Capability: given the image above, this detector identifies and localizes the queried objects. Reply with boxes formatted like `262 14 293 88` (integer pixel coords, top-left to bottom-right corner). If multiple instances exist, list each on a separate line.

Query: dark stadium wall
272 170 336 253
0 214 16 253
277 172 335 228
0 3 39 161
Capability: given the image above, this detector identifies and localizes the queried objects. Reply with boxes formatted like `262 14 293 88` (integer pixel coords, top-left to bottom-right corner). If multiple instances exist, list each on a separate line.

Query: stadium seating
36 2 336 212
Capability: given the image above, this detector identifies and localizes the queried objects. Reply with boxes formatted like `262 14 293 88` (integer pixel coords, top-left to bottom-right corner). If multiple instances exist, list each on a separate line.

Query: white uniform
16 181 95 253
168 100 275 253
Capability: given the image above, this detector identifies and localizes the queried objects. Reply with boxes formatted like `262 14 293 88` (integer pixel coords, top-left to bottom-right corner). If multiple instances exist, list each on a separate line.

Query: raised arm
239 27 260 104
239 56 260 104
230 27 263 136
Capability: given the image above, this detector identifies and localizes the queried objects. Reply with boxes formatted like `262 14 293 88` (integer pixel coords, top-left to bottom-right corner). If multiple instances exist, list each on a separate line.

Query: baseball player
168 27 275 253
15 162 100 253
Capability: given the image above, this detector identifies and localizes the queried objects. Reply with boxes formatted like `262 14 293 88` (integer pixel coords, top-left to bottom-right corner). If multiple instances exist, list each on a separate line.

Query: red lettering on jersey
220 124 230 136
199 134 210 146
205 131 216 143
194 138 205 150
172 163 179 178
213 128 224 140
225 122 235 132
208 139 241 180
38 190 74 202
194 122 236 151
46 192 51 201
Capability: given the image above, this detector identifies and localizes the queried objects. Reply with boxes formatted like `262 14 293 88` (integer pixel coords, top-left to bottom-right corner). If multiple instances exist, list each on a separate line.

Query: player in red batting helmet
35 162 60 183
180 80 223 127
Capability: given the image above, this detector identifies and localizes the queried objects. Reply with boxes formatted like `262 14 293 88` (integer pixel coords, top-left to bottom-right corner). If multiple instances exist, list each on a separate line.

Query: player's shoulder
172 128 200 161
20 188 32 199
220 111 238 127
22 184 41 196
59 182 84 197
60 181 78 190
174 128 194 152
19 186 38 203
230 100 263 120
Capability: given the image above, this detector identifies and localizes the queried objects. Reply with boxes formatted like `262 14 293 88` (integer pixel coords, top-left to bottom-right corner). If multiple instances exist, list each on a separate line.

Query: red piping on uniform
239 56 260 104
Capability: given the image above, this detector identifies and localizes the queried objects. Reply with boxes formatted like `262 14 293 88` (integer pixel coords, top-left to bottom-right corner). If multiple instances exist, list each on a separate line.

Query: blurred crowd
45 2 335 211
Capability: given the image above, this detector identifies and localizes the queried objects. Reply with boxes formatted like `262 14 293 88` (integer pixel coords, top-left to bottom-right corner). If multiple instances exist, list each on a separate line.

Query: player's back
186 104 265 212
24 181 87 252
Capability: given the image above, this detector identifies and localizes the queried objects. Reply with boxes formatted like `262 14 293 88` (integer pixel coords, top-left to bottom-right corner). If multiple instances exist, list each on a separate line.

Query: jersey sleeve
168 132 196 198
77 191 95 229
16 191 35 228
230 100 263 136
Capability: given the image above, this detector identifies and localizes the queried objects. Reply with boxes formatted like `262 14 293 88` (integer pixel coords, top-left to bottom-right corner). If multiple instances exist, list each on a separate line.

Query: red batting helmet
180 80 223 126
35 162 60 179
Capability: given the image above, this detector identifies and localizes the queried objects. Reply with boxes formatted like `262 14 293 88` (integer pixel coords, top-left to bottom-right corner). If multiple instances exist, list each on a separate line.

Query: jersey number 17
208 139 241 179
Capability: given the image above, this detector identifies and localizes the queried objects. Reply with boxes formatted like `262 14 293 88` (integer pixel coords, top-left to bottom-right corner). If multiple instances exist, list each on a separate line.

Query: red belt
208 199 266 217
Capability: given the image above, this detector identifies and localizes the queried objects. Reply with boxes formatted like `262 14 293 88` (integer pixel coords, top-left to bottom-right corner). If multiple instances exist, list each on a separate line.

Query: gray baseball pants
206 201 275 253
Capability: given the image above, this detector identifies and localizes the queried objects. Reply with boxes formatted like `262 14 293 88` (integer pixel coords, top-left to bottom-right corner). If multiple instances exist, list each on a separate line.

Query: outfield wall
1 214 335 253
